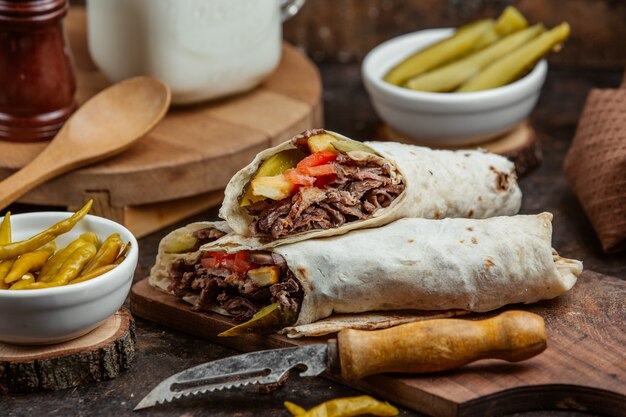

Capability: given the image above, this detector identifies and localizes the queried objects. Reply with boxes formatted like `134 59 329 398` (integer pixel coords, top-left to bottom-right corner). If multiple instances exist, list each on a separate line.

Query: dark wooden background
4 1 626 416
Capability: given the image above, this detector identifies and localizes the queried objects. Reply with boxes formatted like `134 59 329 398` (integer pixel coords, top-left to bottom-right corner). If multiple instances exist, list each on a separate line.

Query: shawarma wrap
218 129 522 247
149 213 582 337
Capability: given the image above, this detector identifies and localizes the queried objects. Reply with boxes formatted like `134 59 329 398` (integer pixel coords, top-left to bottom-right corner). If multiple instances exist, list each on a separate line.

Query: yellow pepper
114 242 131 265
38 235 95 282
0 211 11 245
82 233 122 274
49 243 97 285
69 264 117 285
0 200 92 261
8 273 35 290
284 396 399 417
0 260 13 289
4 243 56 284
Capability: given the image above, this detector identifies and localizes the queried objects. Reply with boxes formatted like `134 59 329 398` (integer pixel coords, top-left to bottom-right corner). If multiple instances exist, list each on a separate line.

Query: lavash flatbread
150 214 582 337
218 130 522 247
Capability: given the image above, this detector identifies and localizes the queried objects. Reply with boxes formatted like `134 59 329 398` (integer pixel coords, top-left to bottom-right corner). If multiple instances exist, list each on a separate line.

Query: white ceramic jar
86 0 304 105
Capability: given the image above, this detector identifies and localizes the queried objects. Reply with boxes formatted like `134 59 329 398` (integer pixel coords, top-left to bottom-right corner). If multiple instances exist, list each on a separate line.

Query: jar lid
0 0 67 23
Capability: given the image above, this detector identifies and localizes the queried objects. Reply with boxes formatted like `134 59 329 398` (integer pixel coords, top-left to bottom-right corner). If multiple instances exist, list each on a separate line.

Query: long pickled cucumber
472 6 528 50
406 24 543 92
458 22 570 92
383 19 495 86
494 6 528 36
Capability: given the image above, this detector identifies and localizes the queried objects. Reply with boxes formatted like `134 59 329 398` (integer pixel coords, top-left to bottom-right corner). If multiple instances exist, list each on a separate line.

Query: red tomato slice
200 257 220 269
202 250 257 274
285 169 316 186
300 163 337 177
296 150 338 170
315 174 337 188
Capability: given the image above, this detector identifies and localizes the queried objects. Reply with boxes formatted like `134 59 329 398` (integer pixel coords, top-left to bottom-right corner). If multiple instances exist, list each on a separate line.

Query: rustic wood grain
0 308 135 393
129 271 626 417
0 7 322 210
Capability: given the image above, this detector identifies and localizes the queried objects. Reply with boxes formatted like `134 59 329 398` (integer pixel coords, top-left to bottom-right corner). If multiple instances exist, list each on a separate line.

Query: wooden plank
129 270 626 417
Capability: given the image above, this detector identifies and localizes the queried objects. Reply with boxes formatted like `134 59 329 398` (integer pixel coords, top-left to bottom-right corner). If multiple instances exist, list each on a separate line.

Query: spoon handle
0 145 72 211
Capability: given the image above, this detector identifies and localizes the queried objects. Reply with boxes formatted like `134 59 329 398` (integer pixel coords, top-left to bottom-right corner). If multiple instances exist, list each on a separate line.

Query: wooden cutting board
129 270 626 417
0 7 322 238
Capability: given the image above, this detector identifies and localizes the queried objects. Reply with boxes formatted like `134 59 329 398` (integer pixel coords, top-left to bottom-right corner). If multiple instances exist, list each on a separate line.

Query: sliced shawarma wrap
149 213 582 337
218 129 522 247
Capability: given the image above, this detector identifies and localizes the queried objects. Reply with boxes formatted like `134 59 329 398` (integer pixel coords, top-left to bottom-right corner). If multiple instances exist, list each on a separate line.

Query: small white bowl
0 212 138 345
362 28 547 145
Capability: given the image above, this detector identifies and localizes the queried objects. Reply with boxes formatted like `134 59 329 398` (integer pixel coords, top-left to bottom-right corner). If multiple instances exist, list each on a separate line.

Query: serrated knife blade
134 344 330 411
134 311 547 411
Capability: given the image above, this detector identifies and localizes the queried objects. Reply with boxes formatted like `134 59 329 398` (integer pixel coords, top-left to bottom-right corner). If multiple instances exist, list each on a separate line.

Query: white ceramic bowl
0 212 138 345
362 28 547 145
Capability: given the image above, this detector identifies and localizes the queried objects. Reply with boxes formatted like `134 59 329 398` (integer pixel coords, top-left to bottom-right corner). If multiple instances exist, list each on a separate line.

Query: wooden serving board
0 308 135 393
130 271 626 417
0 7 322 238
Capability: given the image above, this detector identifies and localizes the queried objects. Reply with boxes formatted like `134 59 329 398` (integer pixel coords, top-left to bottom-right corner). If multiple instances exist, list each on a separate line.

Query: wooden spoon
0 76 171 210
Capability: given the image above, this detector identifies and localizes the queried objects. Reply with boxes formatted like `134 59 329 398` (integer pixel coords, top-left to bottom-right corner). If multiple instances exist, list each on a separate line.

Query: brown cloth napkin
564 73 626 253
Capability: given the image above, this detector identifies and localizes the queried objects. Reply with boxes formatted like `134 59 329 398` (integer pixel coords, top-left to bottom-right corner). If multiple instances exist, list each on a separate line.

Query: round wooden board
0 7 322 208
378 121 541 176
0 308 135 393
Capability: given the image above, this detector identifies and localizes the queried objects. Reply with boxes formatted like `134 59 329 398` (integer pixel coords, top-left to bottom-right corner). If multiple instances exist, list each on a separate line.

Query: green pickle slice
218 303 297 337
239 149 306 207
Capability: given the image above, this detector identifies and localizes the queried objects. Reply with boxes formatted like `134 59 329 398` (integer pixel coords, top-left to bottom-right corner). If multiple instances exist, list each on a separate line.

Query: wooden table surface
3 65 625 417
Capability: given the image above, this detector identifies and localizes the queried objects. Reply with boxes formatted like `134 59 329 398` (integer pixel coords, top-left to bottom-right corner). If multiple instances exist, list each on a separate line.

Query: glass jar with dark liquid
0 0 76 142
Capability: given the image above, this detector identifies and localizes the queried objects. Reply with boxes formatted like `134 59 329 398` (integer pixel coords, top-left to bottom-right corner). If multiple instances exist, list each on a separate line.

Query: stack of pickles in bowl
0 201 138 344
362 7 570 145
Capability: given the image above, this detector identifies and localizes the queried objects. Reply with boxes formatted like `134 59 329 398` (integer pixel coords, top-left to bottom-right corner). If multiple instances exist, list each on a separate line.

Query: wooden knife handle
337 310 546 380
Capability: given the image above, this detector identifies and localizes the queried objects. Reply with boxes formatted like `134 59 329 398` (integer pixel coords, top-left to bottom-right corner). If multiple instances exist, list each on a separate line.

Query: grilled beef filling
168 250 302 323
191 227 227 245
247 145 405 239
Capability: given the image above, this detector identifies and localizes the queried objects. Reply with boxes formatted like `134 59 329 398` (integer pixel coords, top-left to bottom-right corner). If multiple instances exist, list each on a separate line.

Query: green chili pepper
284 395 399 417
82 233 122 274
8 273 35 290
0 200 92 261
0 211 11 245
4 243 56 284
49 243 97 285
38 235 93 283
70 264 117 284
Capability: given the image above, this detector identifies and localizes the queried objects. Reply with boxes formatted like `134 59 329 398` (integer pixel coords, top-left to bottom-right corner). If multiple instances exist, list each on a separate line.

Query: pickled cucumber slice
405 24 543 92
218 303 297 336
240 149 306 207
457 22 570 92
383 19 495 86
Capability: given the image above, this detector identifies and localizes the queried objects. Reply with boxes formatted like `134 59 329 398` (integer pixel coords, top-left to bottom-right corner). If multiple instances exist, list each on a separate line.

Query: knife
134 310 546 410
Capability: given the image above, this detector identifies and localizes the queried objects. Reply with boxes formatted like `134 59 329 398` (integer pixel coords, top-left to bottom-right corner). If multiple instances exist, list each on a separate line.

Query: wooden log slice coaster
378 121 541 177
0 308 135 393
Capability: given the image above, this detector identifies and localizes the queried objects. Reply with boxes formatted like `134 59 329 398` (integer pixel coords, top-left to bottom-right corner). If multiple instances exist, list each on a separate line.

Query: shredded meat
168 251 302 326
191 227 227 246
247 148 404 238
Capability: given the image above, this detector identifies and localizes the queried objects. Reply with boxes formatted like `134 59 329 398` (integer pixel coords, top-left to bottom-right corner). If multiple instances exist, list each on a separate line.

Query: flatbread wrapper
150 213 582 337
219 130 522 247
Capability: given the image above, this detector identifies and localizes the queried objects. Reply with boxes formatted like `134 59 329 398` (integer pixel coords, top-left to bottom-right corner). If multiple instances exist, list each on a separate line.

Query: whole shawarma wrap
218 129 522 247
149 213 582 338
